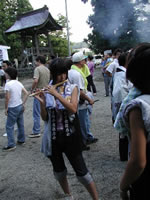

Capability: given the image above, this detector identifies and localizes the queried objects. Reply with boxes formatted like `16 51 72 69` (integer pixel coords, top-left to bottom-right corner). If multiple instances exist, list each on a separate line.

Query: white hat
72 52 87 63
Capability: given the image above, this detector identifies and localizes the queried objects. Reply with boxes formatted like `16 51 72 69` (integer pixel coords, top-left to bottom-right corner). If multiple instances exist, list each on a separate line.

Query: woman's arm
120 108 147 196
35 93 48 121
47 85 78 113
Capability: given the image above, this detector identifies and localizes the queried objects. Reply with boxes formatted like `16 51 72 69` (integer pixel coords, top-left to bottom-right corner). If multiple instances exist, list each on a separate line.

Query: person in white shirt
105 48 122 78
68 52 98 151
112 53 133 161
3 67 28 151
105 48 122 123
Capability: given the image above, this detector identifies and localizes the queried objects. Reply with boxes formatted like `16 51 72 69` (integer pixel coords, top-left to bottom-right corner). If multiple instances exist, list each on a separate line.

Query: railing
26 47 52 56
18 47 53 69
17 67 34 78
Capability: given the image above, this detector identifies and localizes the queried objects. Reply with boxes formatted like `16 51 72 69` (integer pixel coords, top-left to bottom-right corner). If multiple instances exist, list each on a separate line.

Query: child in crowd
114 43 150 199
35 58 99 200
3 67 28 151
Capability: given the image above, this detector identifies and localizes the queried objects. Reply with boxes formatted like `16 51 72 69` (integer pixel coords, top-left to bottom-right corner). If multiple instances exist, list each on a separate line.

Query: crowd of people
1 42 150 200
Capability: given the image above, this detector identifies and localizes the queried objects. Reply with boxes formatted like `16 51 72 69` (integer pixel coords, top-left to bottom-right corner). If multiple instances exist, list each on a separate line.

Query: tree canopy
49 14 70 57
0 0 33 60
82 0 150 53
38 14 70 58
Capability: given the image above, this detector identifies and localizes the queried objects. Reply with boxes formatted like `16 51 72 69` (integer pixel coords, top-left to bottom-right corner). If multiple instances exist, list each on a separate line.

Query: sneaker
28 133 41 138
93 93 97 96
17 141 25 145
86 138 98 145
64 194 74 200
3 146 16 151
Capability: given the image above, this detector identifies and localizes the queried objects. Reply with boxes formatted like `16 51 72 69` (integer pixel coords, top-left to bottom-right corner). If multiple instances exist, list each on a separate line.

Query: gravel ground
0 67 126 200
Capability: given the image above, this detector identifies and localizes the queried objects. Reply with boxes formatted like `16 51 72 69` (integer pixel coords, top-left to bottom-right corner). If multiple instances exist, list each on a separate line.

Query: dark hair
88 55 93 61
49 58 68 84
126 43 150 94
3 60 12 67
50 55 56 60
5 67 17 80
36 55 46 64
64 58 73 70
113 48 122 56
118 53 127 67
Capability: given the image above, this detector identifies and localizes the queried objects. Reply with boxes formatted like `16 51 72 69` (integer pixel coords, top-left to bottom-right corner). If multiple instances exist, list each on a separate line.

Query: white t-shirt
113 67 133 103
4 80 24 107
106 58 119 75
68 69 84 90
68 69 87 110
0 69 5 76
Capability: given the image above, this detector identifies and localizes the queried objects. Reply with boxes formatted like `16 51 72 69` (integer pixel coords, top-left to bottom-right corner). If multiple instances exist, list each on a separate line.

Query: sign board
0 45 10 66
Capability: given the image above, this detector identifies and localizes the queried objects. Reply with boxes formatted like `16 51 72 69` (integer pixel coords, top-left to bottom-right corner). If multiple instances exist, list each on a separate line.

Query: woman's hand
46 85 58 96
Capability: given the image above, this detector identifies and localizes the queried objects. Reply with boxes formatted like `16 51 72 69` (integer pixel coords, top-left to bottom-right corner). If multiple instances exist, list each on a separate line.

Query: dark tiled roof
5 5 62 34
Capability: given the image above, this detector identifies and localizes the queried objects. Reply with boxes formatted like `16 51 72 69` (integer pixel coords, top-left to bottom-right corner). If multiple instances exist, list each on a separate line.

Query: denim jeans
78 108 94 144
104 75 111 96
6 104 25 147
32 97 41 134
86 108 94 139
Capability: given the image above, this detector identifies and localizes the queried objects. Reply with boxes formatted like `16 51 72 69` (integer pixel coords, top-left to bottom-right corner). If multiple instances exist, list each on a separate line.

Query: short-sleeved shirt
4 80 24 107
123 95 150 140
0 69 5 76
113 67 133 103
87 61 95 76
68 69 87 110
68 69 84 91
106 58 119 75
33 65 50 88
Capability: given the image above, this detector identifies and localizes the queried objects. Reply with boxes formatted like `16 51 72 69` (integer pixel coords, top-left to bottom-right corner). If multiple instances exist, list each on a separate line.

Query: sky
29 0 93 43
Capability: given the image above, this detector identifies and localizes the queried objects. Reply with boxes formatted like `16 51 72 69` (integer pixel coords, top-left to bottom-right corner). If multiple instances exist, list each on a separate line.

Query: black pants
49 132 88 176
1 76 6 86
87 75 97 93
119 135 128 161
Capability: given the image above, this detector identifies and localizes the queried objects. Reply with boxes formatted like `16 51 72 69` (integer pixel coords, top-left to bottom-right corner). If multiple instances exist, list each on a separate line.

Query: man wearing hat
68 52 98 150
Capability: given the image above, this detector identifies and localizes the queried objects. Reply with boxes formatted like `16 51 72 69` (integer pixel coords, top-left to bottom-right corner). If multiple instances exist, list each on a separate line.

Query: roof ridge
17 5 48 20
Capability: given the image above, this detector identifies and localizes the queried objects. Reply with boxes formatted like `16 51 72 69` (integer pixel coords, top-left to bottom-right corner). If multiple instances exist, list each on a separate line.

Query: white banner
0 45 10 66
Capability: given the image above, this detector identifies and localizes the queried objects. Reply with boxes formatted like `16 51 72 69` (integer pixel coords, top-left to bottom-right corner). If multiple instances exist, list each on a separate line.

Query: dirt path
0 68 126 200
